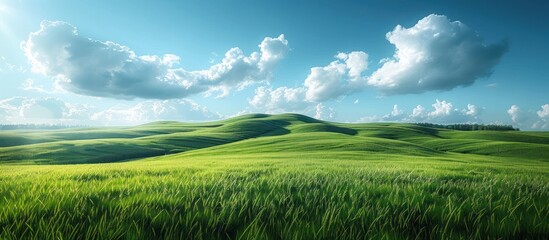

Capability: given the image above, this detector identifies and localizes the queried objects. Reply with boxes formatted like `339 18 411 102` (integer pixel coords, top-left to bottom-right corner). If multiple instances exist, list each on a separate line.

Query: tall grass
1 154 548 239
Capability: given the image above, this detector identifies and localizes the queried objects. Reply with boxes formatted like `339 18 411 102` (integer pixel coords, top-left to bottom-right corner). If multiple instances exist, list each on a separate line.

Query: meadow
0 113 548 239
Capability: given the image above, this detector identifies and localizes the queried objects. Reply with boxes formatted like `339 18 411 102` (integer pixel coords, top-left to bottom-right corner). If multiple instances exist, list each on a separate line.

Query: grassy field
0 113 548 239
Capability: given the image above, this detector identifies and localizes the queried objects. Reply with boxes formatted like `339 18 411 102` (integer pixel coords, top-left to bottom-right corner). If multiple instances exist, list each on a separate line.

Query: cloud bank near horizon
357 99 483 124
0 97 220 125
1 96 547 129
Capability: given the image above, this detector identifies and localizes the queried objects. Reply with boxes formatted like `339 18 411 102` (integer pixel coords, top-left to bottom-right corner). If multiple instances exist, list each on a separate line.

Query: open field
1 114 548 239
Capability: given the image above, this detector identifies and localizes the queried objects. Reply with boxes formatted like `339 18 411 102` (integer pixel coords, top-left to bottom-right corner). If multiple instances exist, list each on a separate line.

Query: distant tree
414 123 518 131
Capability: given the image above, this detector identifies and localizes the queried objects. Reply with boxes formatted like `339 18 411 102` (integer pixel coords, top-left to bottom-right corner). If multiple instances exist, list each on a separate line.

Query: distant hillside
0 124 88 130
0 113 547 164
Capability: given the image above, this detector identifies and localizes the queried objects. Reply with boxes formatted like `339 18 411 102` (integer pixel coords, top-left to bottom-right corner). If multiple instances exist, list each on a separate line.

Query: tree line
414 123 519 131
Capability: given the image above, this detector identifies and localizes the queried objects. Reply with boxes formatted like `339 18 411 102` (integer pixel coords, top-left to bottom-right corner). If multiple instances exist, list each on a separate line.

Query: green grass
1 113 548 239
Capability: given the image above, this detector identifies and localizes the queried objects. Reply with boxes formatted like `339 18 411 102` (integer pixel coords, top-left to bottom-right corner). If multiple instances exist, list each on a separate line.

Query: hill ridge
1 113 548 164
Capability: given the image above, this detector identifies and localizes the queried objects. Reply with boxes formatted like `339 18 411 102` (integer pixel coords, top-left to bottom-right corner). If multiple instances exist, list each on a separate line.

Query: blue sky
0 0 548 129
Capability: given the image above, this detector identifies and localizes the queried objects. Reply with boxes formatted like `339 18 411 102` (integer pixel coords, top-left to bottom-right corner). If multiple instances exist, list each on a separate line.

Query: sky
0 0 548 129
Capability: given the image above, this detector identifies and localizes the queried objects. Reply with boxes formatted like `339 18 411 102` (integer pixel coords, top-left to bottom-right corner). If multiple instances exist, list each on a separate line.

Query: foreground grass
1 152 548 239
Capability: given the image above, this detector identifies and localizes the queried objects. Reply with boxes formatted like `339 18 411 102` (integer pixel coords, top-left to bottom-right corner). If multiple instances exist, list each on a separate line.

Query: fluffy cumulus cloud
368 14 508 95
11 15 517 126
249 51 368 113
314 103 336 120
411 105 427 119
428 99 453 118
507 104 549 129
249 14 508 108
249 86 308 113
358 99 482 124
533 104 549 129
381 104 404 121
411 100 482 123
537 104 549 119
507 105 522 123
21 21 288 99
304 51 368 102
248 86 341 119
464 104 481 116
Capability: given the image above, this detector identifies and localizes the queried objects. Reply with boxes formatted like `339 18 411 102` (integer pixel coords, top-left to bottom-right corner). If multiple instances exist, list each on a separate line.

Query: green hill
1 114 548 239
1 113 547 164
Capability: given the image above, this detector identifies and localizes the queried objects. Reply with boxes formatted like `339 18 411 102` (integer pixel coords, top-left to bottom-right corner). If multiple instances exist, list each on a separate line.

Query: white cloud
20 98 65 119
368 14 507 95
537 104 549 118
0 97 91 124
0 97 219 125
411 105 427 119
336 51 368 80
249 86 309 113
464 104 480 117
21 79 54 93
390 104 403 117
533 104 549 129
0 97 24 117
248 51 369 112
506 104 549 129
420 100 475 123
21 21 288 100
314 103 336 120
507 105 521 123
304 61 347 101
258 34 289 71
358 100 483 124
249 14 507 106
248 86 343 119
91 100 220 125
404 100 459 122
380 104 404 121
304 51 368 102
428 99 453 118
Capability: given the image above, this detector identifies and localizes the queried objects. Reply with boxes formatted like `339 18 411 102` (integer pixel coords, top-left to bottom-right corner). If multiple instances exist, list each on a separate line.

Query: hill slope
0 113 548 164
1 114 548 239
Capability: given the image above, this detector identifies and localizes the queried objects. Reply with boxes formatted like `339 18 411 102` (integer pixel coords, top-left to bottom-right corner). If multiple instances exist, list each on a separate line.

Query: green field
1 113 548 239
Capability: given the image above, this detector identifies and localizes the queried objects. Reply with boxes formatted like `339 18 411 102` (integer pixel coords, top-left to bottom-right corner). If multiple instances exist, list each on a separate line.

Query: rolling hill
1 114 548 239
0 113 547 164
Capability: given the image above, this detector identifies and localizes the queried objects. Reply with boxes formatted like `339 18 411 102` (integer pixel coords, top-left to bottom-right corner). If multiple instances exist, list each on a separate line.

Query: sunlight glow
0 2 16 47
0 1 12 16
